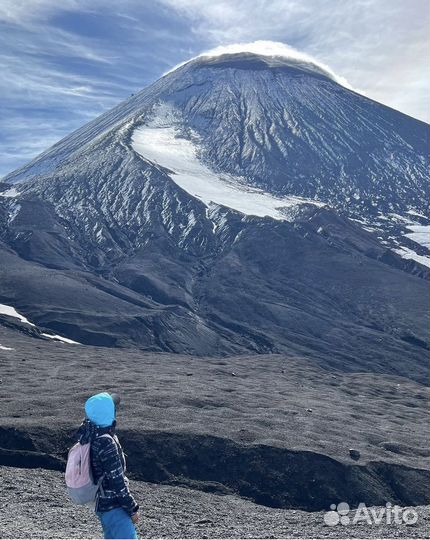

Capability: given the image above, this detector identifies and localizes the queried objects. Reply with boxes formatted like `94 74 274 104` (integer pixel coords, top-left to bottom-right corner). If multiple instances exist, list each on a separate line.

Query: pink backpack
65 433 112 505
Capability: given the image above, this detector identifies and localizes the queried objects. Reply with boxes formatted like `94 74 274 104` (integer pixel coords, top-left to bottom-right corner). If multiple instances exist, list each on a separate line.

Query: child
77 392 140 539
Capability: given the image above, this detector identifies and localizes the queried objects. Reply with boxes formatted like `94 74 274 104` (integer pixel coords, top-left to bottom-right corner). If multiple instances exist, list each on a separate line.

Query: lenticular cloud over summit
170 40 354 90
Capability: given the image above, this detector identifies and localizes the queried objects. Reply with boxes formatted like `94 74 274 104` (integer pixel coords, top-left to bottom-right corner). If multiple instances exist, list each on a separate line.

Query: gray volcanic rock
0 51 428 380
1 467 429 539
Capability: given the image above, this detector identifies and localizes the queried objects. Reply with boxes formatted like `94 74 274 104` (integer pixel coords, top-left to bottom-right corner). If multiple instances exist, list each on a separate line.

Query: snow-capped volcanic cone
0 43 428 381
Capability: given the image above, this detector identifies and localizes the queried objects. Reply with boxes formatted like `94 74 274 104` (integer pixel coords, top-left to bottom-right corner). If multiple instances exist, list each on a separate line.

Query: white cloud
0 0 89 23
170 40 355 90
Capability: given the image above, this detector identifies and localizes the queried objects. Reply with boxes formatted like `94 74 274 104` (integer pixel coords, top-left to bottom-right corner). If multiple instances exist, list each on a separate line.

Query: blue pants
96 508 139 539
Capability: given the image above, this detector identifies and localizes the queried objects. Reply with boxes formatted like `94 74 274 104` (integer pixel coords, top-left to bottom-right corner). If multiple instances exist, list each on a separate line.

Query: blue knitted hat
84 392 116 427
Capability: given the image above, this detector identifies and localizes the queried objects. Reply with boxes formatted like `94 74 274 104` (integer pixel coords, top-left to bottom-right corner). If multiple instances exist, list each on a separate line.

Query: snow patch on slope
404 225 430 248
394 247 430 268
0 187 20 198
371 212 430 268
0 303 81 344
406 210 427 220
0 303 35 326
131 111 324 221
41 333 80 345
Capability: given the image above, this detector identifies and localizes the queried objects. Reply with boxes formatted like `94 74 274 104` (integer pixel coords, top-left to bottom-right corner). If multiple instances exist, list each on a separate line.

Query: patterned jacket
77 420 139 515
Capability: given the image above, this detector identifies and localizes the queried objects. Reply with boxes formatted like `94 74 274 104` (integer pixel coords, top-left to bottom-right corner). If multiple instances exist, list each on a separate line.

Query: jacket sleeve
99 438 139 515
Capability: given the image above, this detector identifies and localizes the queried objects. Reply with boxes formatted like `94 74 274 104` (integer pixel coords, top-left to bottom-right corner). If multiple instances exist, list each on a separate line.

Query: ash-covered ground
0 325 429 537
0 467 429 539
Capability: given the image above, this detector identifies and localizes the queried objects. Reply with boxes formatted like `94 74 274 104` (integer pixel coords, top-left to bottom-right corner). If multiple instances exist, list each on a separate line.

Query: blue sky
1 0 428 177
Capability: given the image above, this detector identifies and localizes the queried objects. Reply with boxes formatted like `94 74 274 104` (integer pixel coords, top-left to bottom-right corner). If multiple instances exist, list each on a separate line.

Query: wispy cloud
0 0 428 176
168 41 356 90
0 0 190 175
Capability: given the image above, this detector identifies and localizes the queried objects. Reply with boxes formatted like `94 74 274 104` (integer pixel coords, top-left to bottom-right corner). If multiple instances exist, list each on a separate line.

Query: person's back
77 392 140 539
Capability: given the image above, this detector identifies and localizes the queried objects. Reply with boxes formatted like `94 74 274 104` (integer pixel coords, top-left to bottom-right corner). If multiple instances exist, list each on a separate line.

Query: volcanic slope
0 49 428 381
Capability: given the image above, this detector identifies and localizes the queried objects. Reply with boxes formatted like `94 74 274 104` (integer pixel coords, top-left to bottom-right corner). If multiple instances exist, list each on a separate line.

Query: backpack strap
94 434 113 497
96 472 107 497
97 433 114 441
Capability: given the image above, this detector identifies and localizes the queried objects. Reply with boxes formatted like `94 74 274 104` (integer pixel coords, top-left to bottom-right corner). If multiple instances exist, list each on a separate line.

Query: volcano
0 46 428 382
